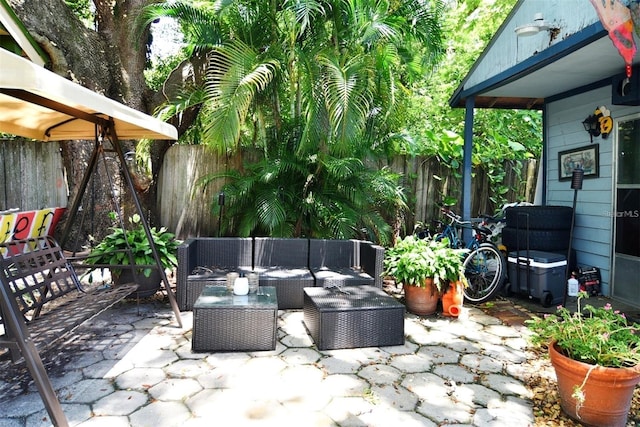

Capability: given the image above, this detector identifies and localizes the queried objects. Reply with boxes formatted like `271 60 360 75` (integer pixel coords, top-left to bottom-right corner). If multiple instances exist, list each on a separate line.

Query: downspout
541 105 548 205
462 96 474 242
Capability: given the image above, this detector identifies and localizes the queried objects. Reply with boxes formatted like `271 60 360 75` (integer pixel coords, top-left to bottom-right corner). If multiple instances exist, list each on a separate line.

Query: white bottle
233 275 249 295
567 274 579 297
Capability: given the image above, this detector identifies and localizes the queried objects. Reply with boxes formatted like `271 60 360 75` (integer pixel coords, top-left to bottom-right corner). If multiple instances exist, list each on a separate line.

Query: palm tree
140 0 445 244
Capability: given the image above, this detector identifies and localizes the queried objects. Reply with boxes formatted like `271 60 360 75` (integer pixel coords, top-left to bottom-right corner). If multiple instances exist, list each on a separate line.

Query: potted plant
526 292 640 426
85 213 180 298
383 236 467 315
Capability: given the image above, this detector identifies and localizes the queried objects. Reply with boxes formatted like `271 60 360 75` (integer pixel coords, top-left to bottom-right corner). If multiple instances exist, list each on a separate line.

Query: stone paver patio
0 297 544 427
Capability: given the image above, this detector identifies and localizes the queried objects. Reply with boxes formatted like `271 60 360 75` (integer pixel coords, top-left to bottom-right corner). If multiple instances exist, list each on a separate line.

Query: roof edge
449 21 606 109
447 0 526 108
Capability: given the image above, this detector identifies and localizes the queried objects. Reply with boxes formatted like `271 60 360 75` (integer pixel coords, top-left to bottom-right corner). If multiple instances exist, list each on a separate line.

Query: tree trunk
7 0 170 245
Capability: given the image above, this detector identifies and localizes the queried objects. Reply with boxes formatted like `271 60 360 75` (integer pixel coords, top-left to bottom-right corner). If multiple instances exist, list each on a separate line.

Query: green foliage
144 53 187 91
204 152 405 246
146 0 446 241
383 235 467 292
85 214 180 278
405 0 542 207
526 293 640 368
64 0 93 28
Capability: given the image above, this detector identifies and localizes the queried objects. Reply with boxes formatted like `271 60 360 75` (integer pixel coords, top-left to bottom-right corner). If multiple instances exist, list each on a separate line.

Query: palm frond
137 2 225 54
318 54 372 154
284 0 327 35
203 40 280 153
154 86 206 121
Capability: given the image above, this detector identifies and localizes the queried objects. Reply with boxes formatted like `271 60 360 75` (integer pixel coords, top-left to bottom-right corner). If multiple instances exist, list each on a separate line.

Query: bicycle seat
480 214 504 223
474 223 493 236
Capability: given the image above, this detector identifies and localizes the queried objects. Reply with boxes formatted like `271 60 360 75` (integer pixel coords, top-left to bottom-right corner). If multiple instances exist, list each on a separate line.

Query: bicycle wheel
462 243 506 303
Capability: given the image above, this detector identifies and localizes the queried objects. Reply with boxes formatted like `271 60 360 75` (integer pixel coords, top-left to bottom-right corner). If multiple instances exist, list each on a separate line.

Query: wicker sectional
177 237 384 311
177 238 253 311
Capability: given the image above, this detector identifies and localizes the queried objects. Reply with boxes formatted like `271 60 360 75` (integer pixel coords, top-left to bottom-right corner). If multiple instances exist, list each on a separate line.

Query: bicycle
431 207 507 304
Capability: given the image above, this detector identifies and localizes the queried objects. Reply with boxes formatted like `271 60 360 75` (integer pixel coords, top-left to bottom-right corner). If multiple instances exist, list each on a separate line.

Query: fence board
158 145 242 239
0 140 67 211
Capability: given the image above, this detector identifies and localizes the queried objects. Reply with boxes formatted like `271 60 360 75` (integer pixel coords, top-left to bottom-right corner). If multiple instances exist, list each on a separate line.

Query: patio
0 290 543 427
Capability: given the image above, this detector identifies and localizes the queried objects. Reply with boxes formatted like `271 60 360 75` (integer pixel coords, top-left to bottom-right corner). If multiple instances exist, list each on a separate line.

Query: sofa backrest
308 239 359 269
360 241 385 288
193 237 253 268
253 237 308 267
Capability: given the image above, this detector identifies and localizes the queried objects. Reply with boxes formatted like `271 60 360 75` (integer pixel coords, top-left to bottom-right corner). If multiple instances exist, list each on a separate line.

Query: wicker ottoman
192 286 278 352
303 286 405 350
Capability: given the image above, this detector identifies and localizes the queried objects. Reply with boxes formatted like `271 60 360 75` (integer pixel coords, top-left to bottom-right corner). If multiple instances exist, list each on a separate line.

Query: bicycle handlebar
440 208 493 238
440 207 463 223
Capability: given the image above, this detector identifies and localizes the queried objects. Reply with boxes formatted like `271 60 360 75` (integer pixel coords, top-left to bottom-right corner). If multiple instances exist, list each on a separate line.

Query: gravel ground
522 346 640 426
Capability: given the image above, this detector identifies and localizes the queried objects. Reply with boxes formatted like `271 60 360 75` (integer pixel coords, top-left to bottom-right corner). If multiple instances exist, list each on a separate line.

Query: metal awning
0 48 177 141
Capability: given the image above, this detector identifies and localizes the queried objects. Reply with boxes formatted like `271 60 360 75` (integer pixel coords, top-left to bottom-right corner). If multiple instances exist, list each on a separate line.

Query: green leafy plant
526 292 640 368
383 235 467 293
86 213 179 278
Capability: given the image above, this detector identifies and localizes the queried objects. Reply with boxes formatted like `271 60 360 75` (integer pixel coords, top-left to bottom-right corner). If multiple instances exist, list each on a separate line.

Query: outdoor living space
0 291 540 427
2 274 640 426
4 1 640 426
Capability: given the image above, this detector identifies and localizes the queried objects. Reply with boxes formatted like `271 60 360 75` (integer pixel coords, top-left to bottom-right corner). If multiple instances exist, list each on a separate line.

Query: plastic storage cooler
507 250 567 307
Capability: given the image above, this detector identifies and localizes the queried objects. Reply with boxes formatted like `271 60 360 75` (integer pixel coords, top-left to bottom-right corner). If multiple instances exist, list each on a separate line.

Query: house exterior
450 0 640 307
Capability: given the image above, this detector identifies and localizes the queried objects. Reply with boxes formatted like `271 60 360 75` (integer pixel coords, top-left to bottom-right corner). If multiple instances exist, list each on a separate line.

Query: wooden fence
405 156 538 228
0 140 67 211
1 141 538 241
157 146 538 239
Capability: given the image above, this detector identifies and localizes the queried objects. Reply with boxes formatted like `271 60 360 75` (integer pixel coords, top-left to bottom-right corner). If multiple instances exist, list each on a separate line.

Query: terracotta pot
549 341 640 427
403 279 439 315
441 281 463 317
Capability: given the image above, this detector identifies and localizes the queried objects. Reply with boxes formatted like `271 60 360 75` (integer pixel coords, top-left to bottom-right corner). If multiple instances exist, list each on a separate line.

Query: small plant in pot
526 292 640 427
85 213 180 298
383 236 467 316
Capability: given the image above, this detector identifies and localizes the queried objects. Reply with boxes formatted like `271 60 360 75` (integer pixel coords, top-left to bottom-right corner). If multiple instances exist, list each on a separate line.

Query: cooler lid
508 250 567 264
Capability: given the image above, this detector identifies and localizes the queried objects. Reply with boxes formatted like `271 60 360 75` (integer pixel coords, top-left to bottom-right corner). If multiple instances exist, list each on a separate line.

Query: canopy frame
0 45 181 427
58 120 182 329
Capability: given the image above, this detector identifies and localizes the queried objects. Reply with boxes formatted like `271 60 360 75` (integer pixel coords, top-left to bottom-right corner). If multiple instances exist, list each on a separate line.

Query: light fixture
515 13 550 37
582 114 600 143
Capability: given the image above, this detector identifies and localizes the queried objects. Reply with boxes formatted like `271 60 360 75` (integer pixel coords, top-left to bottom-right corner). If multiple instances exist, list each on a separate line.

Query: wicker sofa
177 237 384 311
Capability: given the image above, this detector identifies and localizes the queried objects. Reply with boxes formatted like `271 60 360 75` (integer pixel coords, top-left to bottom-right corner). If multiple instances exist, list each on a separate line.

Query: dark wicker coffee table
303 285 405 350
192 286 278 352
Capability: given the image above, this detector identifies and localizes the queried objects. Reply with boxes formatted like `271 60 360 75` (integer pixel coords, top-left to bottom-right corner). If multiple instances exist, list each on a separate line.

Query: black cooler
507 250 567 307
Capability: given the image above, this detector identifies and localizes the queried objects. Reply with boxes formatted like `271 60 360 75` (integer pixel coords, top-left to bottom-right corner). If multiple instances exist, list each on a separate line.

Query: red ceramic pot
441 280 463 317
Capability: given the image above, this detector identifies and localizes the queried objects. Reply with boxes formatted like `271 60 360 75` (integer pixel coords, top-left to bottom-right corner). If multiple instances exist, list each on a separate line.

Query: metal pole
218 192 225 237
106 123 183 328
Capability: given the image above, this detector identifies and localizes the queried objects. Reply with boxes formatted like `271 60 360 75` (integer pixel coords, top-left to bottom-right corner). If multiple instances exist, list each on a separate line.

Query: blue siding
460 0 600 97
547 87 613 294
547 85 640 297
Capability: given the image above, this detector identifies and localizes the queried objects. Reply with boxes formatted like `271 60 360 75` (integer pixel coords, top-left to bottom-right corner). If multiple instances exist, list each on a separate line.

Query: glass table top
194 286 277 309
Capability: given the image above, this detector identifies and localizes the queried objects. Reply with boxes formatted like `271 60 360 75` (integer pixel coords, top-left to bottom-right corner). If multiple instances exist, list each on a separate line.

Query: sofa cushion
253 237 308 267
309 239 376 288
252 266 314 309
177 237 253 310
311 266 375 288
